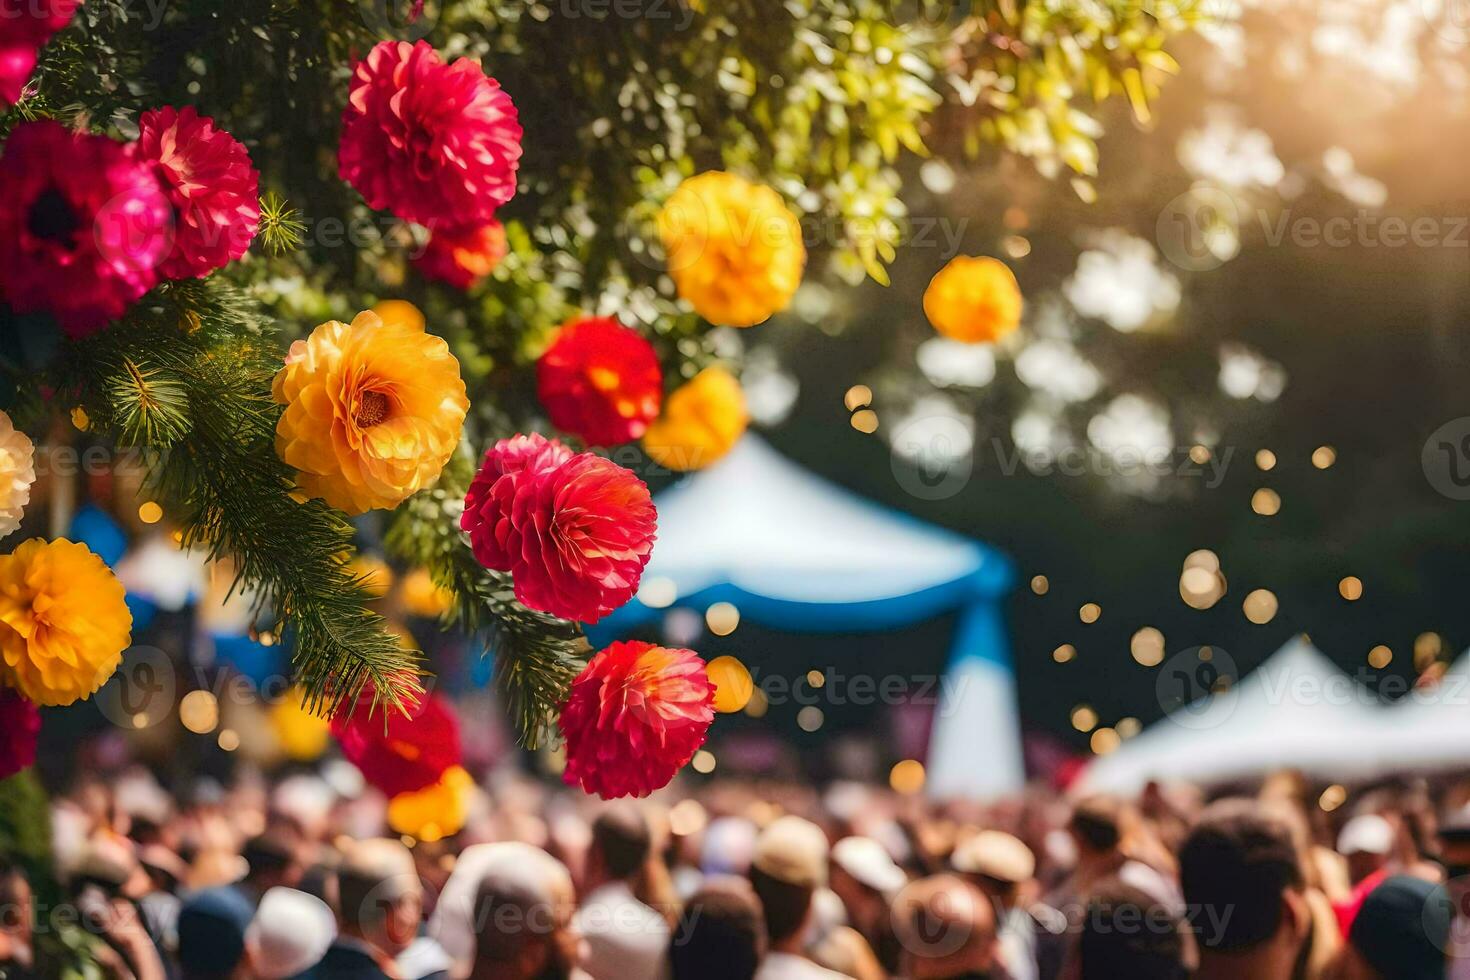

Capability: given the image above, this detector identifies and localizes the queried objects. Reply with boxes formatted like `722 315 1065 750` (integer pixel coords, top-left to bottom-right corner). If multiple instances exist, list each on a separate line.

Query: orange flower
0 538 131 706
923 256 1023 344
659 172 805 327
387 765 473 841
642 366 747 472
273 310 469 514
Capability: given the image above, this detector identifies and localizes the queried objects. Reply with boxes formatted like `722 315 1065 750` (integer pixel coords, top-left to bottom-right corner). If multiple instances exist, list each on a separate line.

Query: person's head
0 859 33 966
951 830 1035 909
749 816 829 950
894 875 996 980
1069 796 1125 860
242 832 306 896
431 842 579 980
1338 814 1395 885
829 836 905 932
469 848 580 980
1438 807 1470 877
586 803 652 888
1075 878 1187 980
178 886 255 980
1179 799 1308 967
669 877 767 980
245 886 337 980
1338 876 1451 980
335 838 423 957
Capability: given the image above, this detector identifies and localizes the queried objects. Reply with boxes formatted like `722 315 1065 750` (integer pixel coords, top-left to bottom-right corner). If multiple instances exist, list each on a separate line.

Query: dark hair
1077 879 1187 980
470 877 557 965
749 866 813 945
1070 796 1123 853
1179 799 1304 952
592 805 652 880
242 833 297 881
670 879 768 980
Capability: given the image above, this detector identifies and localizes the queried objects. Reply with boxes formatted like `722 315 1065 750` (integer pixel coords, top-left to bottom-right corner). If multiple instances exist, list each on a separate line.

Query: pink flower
414 219 507 289
339 40 521 228
0 688 40 779
536 316 663 447
559 641 714 799
0 121 172 337
461 433 656 623
136 106 260 279
0 0 80 106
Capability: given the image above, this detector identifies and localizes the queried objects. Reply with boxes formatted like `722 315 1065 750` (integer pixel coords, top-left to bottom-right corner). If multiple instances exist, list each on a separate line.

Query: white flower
1064 231 1181 333
0 412 35 539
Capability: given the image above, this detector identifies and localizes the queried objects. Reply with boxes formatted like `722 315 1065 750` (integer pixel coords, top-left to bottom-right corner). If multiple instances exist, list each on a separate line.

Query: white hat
831 836 906 895
1337 814 1394 856
246 887 336 980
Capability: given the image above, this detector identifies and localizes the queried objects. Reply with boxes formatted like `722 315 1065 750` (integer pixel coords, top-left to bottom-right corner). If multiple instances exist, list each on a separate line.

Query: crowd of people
4 764 1470 980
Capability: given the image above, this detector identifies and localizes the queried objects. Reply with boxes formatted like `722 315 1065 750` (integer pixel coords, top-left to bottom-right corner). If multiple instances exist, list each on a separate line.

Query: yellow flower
0 538 132 706
273 310 469 515
923 256 1024 344
387 766 473 842
642 366 748 471
0 412 35 541
348 554 394 597
658 172 805 328
401 567 454 619
269 688 330 761
372 299 425 332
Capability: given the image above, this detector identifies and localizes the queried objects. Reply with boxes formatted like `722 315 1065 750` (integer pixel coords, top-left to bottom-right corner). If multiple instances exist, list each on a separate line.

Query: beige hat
952 830 1035 884
753 816 829 889
831 836 906 895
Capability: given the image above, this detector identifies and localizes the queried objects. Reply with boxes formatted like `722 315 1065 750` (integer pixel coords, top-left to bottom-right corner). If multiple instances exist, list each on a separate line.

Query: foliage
1 0 1203 738
43 280 422 716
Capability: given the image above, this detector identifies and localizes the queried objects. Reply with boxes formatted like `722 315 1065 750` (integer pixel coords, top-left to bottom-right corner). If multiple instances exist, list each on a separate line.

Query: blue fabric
587 549 1014 673
68 503 127 566
125 593 158 632
213 632 285 687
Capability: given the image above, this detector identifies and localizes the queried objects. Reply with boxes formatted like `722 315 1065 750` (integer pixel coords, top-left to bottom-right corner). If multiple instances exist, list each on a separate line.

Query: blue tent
588 436 1023 798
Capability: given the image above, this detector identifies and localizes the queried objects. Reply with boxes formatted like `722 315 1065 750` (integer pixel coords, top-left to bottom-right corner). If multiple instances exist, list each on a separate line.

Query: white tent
587 436 1022 798
1079 637 1387 795
1370 654 1470 771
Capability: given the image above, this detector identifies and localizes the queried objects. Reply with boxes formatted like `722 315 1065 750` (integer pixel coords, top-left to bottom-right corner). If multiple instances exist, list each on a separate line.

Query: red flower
331 686 461 797
0 688 40 780
339 40 521 228
0 121 172 337
559 641 714 799
136 106 260 279
536 317 663 447
461 434 656 623
414 219 507 289
0 0 80 106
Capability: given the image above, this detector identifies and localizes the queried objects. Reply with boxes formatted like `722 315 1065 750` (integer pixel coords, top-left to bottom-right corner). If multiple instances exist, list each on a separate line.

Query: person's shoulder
755 952 854 980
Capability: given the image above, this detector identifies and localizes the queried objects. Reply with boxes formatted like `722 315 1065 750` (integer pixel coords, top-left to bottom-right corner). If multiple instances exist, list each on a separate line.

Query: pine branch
50 279 422 719
385 453 589 749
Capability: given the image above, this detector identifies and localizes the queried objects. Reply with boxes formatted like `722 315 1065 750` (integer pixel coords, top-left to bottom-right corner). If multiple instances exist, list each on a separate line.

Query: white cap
1337 814 1394 856
831 836 906 895
246 887 336 980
